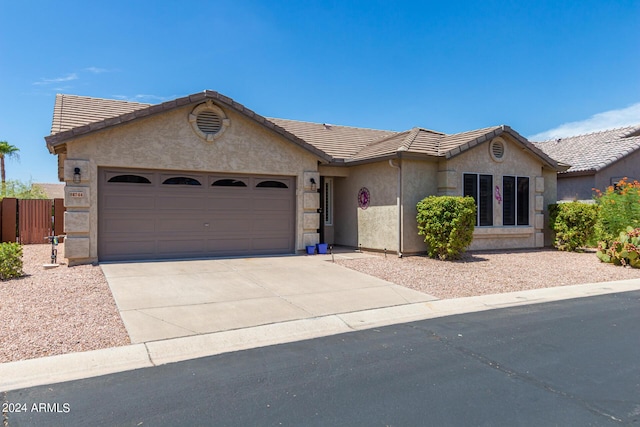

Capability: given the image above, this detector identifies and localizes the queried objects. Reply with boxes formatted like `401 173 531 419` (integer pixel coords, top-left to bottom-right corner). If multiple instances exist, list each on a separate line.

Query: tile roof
267 118 397 159
533 125 640 174
349 128 444 161
51 94 151 134
44 91 558 169
33 183 65 199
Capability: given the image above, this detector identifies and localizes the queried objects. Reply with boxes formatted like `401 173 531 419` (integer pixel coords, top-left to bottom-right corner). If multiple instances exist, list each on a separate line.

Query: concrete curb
0 345 152 392
339 279 640 330
145 316 353 366
2 278 639 393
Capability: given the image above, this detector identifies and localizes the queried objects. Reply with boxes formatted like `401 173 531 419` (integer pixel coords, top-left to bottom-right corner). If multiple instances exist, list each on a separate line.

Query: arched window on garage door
162 177 202 186
212 179 248 187
107 174 152 184
256 180 288 188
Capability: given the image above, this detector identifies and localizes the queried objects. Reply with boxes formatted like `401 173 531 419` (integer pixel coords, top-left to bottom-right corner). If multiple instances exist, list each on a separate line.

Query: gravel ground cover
336 248 640 299
0 244 130 363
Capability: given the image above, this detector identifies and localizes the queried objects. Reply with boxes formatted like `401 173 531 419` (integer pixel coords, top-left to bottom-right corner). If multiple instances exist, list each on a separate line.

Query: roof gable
533 125 640 174
345 125 558 167
45 91 333 162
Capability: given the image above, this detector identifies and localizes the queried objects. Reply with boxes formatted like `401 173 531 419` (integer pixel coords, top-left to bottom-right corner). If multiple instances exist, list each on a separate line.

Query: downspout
389 158 403 257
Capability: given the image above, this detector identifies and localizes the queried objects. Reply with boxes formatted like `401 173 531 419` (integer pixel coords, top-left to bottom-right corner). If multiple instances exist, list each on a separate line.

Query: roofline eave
559 169 596 177
44 90 334 164
333 151 440 166
443 126 561 171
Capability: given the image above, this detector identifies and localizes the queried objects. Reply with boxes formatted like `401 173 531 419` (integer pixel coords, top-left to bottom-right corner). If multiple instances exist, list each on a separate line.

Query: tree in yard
0 140 20 196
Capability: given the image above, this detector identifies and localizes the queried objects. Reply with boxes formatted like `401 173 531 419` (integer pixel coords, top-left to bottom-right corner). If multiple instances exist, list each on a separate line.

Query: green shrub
416 196 476 260
596 227 640 268
594 178 640 243
549 202 598 251
0 179 47 200
0 242 24 280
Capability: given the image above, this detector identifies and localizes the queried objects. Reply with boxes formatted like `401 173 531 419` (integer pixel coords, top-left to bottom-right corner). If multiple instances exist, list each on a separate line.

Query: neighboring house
33 183 65 199
533 125 640 201
45 91 561 265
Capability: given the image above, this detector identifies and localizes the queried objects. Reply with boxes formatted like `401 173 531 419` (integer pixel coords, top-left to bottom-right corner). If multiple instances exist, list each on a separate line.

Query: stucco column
534 176 545 247
302 171 320 248
437 169 458 195
62 159 92 264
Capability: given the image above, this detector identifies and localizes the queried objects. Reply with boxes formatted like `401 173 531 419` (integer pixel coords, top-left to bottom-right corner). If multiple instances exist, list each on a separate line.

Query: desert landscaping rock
337 248 640 299
0 244 130 363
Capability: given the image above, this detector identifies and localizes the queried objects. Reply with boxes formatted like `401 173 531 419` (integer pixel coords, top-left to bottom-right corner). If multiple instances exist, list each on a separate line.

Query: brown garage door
98 168 296 261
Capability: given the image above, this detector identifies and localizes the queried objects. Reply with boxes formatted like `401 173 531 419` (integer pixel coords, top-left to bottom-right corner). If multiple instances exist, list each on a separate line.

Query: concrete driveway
101 252 438 344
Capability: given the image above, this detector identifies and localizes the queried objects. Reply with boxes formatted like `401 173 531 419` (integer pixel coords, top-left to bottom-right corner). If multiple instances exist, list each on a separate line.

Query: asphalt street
4 291 640 426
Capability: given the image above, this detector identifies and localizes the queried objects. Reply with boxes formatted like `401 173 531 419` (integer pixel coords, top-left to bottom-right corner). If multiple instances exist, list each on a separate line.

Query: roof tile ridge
444 125 501 137
414 126 446 135
398 127 422 152
346 129 412 161
621 124 640 138
540 125 640 143
266 117 397 133
581 126 634 138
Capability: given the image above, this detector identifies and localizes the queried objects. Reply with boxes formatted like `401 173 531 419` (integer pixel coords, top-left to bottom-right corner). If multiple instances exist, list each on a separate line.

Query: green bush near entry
416 196 476 260
549 202 598 251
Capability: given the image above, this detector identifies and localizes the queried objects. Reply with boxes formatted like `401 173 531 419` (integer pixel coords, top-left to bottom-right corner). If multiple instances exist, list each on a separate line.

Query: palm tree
0 141 20 196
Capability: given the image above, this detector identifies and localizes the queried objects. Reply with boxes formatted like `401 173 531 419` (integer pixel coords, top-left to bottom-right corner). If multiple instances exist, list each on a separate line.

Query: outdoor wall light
73 167 81 184
310 177 317 191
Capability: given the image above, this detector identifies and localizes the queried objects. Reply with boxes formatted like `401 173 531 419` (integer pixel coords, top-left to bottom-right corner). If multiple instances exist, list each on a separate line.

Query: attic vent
196 110 222 135
489 138 506 162
189 100 230 142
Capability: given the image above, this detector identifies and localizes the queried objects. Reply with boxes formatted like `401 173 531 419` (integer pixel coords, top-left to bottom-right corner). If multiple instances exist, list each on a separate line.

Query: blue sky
1 0 639 183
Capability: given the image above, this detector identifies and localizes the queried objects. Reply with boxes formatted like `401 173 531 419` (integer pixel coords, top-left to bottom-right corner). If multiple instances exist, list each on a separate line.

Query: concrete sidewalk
2 253 640 392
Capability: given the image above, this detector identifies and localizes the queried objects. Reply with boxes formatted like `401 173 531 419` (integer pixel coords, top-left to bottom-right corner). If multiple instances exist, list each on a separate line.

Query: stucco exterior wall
334 161 398 251
62 103 320 263
400 159 439 254
443 135 551 250
557 149 640 202
595 149 640 190
557 175 596 201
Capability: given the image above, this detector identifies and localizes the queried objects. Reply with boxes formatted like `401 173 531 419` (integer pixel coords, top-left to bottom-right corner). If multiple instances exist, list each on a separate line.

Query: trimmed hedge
549 202 598 251
416 196 476 260
0 242 24 280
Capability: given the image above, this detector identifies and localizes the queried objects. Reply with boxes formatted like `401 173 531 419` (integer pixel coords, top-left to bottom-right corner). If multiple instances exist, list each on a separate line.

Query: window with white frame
324 178 333 226
502 176 530 226
463 173 493 226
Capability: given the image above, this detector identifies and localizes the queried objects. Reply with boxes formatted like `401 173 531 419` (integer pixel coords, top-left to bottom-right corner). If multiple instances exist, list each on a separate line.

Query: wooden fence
0 198 65 244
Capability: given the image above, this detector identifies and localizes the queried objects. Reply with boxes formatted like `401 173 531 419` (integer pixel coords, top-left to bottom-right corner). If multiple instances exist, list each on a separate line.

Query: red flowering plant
593 178 640 243
594 178 640 268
